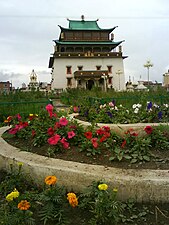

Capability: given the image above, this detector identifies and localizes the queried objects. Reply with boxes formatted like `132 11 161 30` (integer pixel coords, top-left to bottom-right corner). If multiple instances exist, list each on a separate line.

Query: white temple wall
51 57 125 91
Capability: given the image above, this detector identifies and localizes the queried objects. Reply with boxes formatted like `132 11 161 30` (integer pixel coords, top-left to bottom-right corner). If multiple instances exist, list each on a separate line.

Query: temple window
96 66 101 70
78 66 83 71
66 66 72 74
107 66 112 73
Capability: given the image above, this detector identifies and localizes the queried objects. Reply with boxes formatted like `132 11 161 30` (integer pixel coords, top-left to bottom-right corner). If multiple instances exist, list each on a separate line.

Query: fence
0 100 51 122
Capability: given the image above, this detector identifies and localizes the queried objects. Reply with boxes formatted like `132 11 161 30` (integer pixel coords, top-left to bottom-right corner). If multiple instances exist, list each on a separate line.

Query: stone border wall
0 126 169 203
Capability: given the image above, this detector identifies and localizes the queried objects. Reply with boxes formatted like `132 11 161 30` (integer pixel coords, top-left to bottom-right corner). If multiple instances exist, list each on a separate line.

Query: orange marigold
67 192 78 208
18 200 30 211
45 175 57 185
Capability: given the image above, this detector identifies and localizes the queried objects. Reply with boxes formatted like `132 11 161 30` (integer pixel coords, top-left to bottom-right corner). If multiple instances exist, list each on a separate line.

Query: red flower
54 122 61 129
103 126 110 132
91 138 98 148
48 134 60 145
47 127 55 136
67 131 75 139
100 135 107 142
144 126 153 134
32 130 36 137
69 125 77 130
130 132 138 137
59 117 68 126
121 140 127 148
60 138 69 149
96 128 104 136
84 131 92 139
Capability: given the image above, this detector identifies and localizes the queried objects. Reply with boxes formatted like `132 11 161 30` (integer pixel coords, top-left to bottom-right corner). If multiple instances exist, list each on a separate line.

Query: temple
49 16 127 91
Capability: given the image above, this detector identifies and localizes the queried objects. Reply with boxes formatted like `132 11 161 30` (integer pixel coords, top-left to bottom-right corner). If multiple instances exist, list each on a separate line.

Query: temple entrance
86 80 94 90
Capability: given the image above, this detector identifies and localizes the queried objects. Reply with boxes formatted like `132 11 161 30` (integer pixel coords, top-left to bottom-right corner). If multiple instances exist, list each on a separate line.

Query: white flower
153 103 159 108
132 104 137 109
119 104 123 107
114 106 118 111
137 104 142 108
164 104 168 108
103 104 107 108
100 105 103 109
134 108 139 114
126 110 129 114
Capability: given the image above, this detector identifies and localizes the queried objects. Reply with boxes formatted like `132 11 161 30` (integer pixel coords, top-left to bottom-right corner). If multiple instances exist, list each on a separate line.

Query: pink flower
60 138 69 149
47 127 55 136
73 106 78 112
47 134 60 145
91 138 98 148
59 117 68 126
46 104 53 112
17 114 22 121
46 104 54 118
109 102 114 107
8 127 18 135
68 131 75 139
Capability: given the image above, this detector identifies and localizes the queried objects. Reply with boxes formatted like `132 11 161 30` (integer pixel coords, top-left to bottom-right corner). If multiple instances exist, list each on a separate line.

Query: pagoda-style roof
59 19 117 32
53 40 123 46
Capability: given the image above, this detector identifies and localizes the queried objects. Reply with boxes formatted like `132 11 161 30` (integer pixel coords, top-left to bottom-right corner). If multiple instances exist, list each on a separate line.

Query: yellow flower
6 193 14 201
67 192 78 208
12 188 19 198
113 188 118 192
6 188 19 201
18 200 30 210
45 175 57 185
29 114 34 117
17 162 23 167
98 183 108 191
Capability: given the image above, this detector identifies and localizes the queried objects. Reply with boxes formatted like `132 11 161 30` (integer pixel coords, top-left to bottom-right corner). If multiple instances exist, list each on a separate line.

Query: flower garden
0 90 169 224
2 102 169 167
0 163 169 225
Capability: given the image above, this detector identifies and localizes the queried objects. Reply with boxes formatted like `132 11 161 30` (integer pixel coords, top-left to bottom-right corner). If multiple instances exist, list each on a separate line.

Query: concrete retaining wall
0 126 169 203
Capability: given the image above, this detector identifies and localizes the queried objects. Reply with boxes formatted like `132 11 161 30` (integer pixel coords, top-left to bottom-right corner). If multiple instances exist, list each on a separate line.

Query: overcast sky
0 0 169 88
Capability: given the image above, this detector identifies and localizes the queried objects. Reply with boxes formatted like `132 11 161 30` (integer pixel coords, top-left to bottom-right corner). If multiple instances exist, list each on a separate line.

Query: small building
0 81 12 94
27 69 39 91
49 16 127 91
163 70 169 91
22 70 51 93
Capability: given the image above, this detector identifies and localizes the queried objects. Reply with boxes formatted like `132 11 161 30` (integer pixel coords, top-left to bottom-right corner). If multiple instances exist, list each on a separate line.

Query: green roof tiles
59 19 116 32
54 40 123 45
69 20 100 30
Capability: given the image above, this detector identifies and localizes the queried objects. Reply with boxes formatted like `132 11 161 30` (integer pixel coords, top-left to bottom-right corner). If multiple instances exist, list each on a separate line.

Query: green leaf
109 156 115 161
143 155 150 161
117 154 123 161
130 158 138 164
124 155 132 160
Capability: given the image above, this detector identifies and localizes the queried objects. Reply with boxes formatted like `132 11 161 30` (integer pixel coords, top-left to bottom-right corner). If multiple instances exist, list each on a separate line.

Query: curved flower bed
71 101 169 124
2 104 169 164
